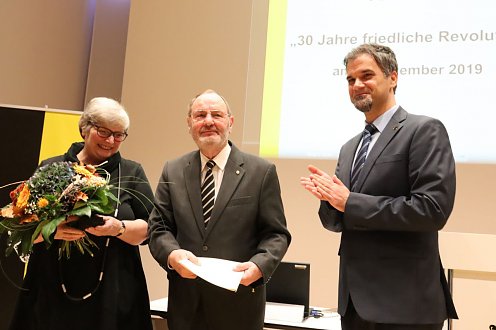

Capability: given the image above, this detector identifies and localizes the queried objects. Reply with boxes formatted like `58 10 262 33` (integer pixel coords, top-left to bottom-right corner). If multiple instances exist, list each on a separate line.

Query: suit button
202 245 208 252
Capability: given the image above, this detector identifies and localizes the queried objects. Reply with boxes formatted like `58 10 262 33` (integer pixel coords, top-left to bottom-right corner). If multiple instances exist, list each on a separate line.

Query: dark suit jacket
319 107 457 324
148 142 291 330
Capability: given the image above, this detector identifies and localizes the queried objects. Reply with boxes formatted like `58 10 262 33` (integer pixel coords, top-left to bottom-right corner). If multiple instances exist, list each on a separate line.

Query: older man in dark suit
301 44 457 329
148 89 291 330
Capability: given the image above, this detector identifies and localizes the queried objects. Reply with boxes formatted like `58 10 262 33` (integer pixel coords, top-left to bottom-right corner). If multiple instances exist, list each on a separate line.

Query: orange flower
74 164 94 177
1 206 14 218
12 205 24 217
15 184 30 210
75 191 88 202
19 213 39 224
9 182 25 203
37 198 49 208
84 164 97 174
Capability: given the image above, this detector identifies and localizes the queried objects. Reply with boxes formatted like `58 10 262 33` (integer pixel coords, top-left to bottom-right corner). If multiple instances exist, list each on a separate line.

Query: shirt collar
369 104 399 133
200 143 231 172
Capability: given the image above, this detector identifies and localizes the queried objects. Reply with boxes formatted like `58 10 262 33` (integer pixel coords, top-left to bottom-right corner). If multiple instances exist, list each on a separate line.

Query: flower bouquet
0 161 118 260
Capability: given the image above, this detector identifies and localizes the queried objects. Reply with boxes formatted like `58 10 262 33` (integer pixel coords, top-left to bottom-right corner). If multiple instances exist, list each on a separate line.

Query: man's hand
300 165 333 200
168 249 200 279
233 261 262 286
301 165 350 212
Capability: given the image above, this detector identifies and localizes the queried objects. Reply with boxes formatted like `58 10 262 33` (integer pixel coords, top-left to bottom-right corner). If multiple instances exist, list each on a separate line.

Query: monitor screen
266 262 310 317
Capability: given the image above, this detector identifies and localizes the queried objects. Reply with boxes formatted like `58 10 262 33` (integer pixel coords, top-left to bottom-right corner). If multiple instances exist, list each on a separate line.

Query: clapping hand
300 165 350 212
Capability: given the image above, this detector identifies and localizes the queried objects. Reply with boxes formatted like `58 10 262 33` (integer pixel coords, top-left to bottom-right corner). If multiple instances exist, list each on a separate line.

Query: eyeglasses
190 110 230 123
91 123 128 142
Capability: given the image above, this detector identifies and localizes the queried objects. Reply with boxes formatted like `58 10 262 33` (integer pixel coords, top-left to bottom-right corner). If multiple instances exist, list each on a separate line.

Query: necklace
59 237 109 301
59 163 121 301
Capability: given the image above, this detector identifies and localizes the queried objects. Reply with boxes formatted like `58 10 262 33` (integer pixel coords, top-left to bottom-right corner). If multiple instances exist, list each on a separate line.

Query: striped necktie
201 160 216 227
350 124 377 191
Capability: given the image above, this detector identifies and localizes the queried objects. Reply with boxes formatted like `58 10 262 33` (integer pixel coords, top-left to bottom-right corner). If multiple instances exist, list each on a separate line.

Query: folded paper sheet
179 257 244 291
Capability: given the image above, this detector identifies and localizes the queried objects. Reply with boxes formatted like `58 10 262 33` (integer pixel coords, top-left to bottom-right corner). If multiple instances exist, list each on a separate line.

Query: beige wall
85 0 131 102
1 0 495 328
0 0 129 110
0 0 95 110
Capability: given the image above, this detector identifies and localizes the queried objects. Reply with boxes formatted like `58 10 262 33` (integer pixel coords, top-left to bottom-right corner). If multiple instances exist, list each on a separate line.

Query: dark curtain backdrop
0 107 44 330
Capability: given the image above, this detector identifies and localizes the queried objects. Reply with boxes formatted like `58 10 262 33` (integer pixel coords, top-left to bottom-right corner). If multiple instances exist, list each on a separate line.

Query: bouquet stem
58 234 99 259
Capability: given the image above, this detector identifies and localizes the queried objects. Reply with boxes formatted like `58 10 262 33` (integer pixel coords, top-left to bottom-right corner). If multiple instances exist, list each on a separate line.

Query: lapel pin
236 170 240 175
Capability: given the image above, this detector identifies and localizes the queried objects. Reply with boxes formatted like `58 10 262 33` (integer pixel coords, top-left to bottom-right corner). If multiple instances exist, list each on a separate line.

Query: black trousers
341 297 444 330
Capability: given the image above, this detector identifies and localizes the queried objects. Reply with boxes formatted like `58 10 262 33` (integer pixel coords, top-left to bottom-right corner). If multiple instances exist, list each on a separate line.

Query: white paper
179 257 244 292
150 297 168 312
265 301 305 323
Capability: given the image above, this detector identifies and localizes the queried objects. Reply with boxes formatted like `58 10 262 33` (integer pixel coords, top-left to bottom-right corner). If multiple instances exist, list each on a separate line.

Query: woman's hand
85 215 122 237
84 216 148 245
54 216 86 241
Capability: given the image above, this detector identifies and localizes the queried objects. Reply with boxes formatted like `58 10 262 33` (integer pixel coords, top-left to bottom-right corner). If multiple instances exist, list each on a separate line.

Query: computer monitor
266 261 310 317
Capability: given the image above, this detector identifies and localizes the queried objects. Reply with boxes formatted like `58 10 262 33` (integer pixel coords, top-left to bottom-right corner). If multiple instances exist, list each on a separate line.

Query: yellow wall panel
39 112 82 163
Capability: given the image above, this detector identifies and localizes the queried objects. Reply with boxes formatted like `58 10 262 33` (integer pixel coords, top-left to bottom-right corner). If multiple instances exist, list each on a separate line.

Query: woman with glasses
10 97 154 330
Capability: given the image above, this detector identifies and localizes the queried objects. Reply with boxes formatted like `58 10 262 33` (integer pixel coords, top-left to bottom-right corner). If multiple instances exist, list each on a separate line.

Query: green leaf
3 225 36 257
0 218 16 233
32 219 50 243
93 189 108 205
41 215 66 245
73 200 87 209
0 221 7 234
19 230 35 256
106 190 119 203
68 205 92 218
89 203 114 215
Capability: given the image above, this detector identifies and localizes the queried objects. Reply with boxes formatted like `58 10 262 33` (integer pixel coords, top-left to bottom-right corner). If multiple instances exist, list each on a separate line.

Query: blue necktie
201 160 216 227
350 124 377 191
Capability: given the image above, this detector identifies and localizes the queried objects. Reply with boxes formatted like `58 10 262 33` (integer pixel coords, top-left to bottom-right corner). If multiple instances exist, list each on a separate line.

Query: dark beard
352 96 372 113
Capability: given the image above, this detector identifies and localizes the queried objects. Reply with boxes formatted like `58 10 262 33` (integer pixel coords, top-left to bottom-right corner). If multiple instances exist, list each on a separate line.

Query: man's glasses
190 110 229 123
91 123 128 142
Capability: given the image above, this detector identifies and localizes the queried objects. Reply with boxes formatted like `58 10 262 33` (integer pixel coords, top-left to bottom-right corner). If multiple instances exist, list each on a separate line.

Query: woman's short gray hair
79 97 130 137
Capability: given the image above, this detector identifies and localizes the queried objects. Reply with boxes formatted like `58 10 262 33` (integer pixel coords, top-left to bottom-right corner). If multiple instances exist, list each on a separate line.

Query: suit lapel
354 107 407 192
205 145 245 238
184 152 206 237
